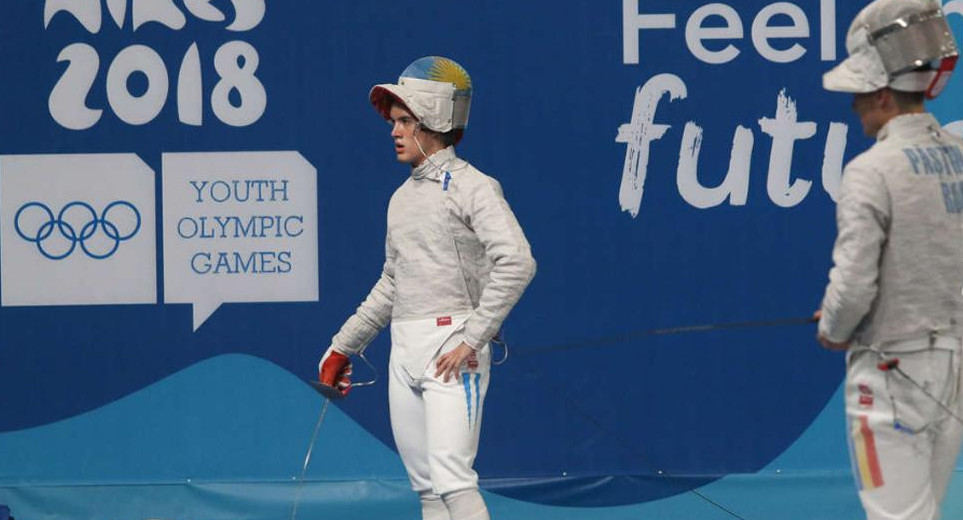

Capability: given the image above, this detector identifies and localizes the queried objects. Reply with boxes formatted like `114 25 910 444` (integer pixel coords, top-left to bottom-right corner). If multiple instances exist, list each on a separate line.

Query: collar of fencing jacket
411 146 457 181
876 112 940 142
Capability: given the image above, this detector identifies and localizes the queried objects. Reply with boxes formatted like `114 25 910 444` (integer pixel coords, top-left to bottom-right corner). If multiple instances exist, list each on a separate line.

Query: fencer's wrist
319 345 348 370
817 322 849 345
328 344 352 357
462 332 487 350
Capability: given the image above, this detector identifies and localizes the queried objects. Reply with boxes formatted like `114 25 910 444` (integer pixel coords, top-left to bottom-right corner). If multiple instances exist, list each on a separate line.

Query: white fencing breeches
389 315 491 497
846 335 963 520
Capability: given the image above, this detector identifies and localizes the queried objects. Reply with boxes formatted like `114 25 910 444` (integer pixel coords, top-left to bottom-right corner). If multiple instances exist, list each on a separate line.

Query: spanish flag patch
851 415 884 490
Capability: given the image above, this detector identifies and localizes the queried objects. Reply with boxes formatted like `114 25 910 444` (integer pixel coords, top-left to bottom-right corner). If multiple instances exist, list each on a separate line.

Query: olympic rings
14 201 141 260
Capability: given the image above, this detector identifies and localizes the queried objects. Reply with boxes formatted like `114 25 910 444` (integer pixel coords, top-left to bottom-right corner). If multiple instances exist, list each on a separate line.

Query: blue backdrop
1 1 962 519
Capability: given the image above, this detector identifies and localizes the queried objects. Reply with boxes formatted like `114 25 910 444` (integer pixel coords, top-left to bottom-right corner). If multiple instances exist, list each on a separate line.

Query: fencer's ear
868 89 887 111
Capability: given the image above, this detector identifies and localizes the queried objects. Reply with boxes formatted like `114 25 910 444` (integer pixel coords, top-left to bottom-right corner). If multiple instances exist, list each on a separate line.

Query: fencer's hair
889 89 926 110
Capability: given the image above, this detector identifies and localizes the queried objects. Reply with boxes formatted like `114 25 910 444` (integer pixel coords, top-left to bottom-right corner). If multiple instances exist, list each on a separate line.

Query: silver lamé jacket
330 146 536 355
819 113 963 346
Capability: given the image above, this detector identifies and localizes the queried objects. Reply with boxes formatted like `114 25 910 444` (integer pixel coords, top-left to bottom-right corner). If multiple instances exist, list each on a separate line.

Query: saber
521 316 818 355
290 397 330 520
290 352 378 520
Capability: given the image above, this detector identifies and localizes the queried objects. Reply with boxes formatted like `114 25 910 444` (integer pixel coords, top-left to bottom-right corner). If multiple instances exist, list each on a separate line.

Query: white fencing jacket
820 113 963 345
330 146 536 361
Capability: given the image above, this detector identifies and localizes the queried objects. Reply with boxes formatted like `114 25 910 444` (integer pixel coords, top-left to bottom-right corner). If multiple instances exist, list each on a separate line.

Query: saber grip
316 350 352 399
877 358 900 372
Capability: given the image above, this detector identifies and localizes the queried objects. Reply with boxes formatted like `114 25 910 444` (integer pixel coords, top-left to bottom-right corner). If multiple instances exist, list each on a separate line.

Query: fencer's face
851 91 889 138
388 104 424 166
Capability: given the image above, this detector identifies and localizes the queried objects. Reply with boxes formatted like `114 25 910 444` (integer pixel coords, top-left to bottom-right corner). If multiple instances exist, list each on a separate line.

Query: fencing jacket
819 113 963 346
330 146 536 363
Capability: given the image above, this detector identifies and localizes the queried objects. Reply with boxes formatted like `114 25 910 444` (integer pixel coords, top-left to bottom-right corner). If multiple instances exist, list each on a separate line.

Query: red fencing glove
318 349 353 399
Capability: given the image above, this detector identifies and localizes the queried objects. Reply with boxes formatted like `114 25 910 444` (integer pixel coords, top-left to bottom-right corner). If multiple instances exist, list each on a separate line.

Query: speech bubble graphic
0 153 157 307
162 151 318 331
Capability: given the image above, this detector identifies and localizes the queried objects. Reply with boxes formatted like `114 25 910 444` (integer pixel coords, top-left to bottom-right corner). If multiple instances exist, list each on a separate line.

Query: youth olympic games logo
14 201 141 260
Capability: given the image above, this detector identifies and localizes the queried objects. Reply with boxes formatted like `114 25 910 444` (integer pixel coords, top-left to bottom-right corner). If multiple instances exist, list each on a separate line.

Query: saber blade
290 397 330 520
523 316 818 355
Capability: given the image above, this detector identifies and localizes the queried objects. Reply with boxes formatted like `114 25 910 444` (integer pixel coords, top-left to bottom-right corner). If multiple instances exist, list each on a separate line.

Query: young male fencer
318 56 536 520
817 1 963 519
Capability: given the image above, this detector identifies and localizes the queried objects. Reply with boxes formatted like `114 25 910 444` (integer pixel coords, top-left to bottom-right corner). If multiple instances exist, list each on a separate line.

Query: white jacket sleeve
819 161 891 343
329 236 397 355
462 178 536 349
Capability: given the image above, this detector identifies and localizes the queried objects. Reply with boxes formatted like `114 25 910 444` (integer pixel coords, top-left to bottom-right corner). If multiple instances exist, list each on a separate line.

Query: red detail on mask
926 55 958 100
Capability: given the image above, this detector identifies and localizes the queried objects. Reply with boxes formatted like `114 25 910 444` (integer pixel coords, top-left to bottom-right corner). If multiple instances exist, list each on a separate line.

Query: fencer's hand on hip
435 342 474 382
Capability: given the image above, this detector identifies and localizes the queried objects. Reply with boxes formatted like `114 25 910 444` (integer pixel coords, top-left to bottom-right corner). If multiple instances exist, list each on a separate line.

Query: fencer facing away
318 57 536 520
816 1 963 519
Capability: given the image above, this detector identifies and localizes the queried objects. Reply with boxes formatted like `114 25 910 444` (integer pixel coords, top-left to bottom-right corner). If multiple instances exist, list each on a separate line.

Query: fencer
318 56 536 520
817 1 963 519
